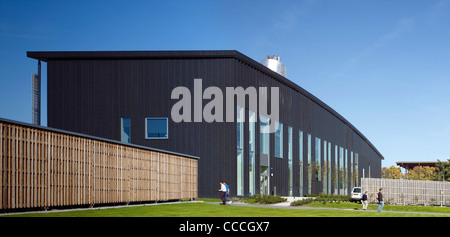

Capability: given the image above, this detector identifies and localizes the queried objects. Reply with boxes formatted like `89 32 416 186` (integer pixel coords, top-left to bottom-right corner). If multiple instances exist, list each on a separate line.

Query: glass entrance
260 165 270 195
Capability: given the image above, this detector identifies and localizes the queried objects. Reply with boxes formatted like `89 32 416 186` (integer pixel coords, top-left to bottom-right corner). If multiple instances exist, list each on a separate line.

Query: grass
305 201 450 214
2 201 449 217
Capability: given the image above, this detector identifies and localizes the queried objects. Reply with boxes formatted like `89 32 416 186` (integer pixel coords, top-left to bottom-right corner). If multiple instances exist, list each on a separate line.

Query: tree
405 166 439 181
382 160 450 181
435 159 450 182
382 165 403 179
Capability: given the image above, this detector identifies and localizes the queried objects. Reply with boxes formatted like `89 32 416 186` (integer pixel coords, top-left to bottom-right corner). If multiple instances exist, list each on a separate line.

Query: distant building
396 161 438 171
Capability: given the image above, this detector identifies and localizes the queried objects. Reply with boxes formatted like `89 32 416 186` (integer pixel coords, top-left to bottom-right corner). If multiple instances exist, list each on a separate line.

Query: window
344 149 348 195
274 121 283 158
260 114 270 195
339 146 344 194
288 126 293 196
307 134 312 194
145 118 168 139
335 145 338 194
260 115 270 155
237 106 244 149
237 150 244 196
249 110 256 196
354 153 359 187
323 140 327 193
237 106 244 196
328 142 331 194
350 151 354 188
315 137 321 181
299 130 303 197
121 117 131 143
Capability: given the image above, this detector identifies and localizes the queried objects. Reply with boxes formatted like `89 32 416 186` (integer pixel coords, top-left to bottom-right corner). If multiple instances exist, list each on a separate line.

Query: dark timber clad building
27 50 383 198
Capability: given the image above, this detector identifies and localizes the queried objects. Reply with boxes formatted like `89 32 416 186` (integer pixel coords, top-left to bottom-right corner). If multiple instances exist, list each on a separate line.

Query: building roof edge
27 50 384 160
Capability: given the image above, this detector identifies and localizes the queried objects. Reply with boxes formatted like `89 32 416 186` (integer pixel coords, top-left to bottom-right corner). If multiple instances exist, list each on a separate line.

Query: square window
145 118 168 139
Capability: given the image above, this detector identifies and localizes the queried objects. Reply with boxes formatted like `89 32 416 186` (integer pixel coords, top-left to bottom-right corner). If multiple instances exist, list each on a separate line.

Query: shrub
252 194 287 204
290 198 314 206
290 194 351 206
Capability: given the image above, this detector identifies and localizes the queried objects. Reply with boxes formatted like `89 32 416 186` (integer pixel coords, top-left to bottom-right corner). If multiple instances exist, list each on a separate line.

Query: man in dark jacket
362 191 368 210
377 188 384 212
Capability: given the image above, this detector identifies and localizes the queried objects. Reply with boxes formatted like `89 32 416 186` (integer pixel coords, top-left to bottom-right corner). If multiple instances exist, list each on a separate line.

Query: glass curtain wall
234 107 361 197
295 133 358 195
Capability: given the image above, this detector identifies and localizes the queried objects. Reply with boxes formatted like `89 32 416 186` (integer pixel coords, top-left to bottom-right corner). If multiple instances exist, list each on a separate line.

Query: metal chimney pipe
32 60 41 125
261 55 286 77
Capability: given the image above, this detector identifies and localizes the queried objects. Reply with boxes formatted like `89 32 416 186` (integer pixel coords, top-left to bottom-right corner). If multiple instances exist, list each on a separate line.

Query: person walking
224 181 232 204
377 188 384 212
361 191 368 210
218 181 227 205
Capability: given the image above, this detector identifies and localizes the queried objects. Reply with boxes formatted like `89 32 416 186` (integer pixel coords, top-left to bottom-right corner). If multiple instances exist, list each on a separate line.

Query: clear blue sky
1 0 449 168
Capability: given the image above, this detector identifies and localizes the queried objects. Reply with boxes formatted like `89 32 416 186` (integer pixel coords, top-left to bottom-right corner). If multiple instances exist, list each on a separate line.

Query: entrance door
260 165 270 194
260 153 270 195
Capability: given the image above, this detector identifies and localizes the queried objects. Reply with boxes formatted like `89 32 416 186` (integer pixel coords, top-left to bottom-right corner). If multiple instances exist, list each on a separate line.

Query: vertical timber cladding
0 119 198 210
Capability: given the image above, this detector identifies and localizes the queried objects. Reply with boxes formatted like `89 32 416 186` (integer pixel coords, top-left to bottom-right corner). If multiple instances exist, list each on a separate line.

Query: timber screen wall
0 119 198 210
362 178 450 206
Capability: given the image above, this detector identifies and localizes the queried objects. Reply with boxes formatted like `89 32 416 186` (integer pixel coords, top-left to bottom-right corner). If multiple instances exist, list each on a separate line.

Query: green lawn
2 202 449 217
305 201 450 214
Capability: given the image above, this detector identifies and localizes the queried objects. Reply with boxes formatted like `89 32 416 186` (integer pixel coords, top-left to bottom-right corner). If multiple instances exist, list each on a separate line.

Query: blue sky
1 0 449 168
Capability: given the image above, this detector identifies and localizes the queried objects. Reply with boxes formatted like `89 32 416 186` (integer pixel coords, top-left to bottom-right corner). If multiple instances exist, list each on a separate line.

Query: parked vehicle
351 187 362 202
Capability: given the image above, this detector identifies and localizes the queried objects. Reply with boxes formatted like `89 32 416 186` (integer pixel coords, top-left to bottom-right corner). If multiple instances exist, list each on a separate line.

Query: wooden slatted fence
0 119 198 210
361 178 449 206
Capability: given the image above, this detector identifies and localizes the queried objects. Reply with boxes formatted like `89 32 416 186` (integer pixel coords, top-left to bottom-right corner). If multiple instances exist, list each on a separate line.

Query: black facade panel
38 50 383 198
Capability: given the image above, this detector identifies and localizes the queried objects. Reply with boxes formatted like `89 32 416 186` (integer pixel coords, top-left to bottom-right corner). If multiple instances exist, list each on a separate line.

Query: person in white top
218 181 227 205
